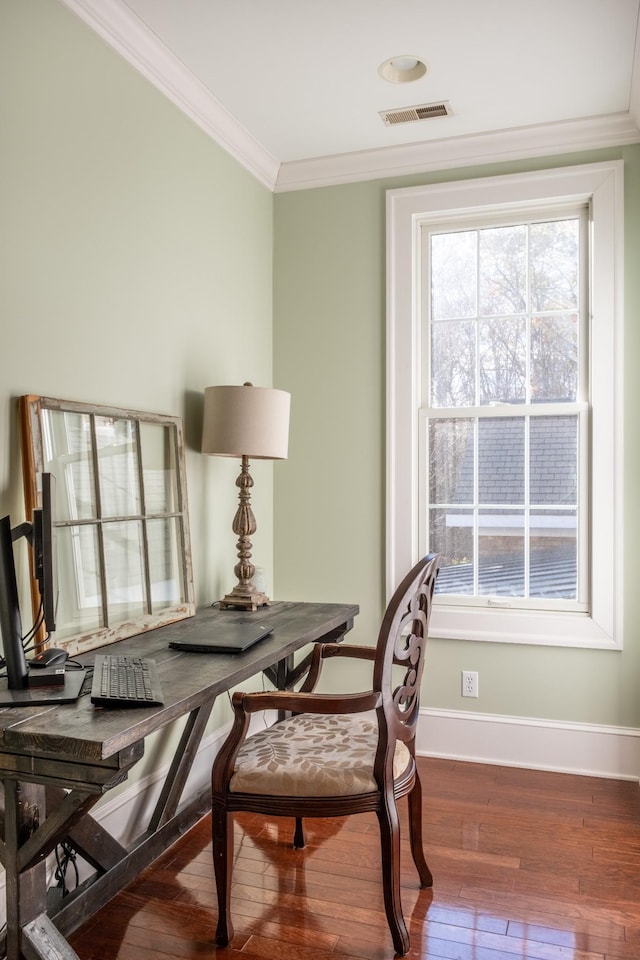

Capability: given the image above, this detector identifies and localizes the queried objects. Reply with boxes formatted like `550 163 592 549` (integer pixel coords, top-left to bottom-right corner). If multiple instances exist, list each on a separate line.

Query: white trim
416 707 640 781
275 114 639 192
53 1 640 192
58 0 280 190
631 16 640 132
386 161 624 649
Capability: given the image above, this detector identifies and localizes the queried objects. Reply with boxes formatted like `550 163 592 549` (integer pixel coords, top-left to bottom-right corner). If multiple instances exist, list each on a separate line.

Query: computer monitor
0 473 85 705
32 472 57 635
0 513 28 690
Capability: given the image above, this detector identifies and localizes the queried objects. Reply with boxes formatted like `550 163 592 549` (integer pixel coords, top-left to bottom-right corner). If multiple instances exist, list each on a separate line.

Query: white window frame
386 161 624 649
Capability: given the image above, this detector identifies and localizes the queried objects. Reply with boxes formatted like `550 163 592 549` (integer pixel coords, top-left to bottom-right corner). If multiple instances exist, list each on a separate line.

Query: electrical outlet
462 670 479 698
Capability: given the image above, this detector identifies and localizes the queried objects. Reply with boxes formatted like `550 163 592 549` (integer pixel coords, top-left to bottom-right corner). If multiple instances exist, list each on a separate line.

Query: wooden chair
211 553 440 955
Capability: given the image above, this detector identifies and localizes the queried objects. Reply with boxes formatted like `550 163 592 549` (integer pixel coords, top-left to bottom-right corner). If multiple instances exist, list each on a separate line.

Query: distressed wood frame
19 395 195 657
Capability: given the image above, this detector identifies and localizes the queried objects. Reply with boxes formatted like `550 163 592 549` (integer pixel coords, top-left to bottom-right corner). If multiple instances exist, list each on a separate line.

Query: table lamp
201 382 290 611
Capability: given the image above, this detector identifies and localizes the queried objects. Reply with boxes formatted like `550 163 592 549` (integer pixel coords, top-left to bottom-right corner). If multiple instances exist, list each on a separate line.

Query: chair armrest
299 642 377 693
232 688 381 717
318 643 377 661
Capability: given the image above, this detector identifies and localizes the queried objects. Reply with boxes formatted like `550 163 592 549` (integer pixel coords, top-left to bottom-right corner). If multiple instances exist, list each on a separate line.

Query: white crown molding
417 707 640 781
58 0 280 190
59 0 640 194
275 113 640 192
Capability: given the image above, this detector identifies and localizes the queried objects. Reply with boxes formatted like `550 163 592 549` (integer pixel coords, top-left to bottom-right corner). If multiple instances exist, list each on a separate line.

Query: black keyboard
91 654 164 708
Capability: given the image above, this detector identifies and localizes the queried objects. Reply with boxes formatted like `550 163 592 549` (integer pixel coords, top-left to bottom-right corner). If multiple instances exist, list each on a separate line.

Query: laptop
169 622 274 654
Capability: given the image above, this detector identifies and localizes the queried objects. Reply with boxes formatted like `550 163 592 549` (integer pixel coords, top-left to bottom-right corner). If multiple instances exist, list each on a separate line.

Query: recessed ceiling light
378 56 427 84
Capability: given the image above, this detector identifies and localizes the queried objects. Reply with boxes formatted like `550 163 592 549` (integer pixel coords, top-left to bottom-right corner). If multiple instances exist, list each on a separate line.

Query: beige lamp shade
201 383 290 460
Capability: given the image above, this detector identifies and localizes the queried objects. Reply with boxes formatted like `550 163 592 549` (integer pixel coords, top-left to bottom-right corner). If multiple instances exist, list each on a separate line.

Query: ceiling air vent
380 100 451 126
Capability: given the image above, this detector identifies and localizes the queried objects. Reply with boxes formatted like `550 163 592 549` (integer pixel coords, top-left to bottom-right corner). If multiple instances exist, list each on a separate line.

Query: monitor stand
0 668 87 707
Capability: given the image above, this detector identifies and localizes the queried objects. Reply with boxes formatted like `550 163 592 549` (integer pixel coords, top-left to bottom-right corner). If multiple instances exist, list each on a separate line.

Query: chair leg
212 802 234 946
293 817 305 849
377 795 410 956
407 770 433 887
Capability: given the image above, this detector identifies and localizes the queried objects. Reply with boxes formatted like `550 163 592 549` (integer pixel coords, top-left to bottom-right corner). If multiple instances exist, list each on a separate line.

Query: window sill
430 602 620 649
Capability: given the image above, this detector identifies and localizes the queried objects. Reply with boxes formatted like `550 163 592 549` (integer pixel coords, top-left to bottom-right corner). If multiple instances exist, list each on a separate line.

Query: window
425 210 586 607
386 162 623 648
20 395 195 656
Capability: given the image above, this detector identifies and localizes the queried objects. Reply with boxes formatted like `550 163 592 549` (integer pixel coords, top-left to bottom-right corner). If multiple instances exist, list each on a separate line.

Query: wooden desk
0 600 358 960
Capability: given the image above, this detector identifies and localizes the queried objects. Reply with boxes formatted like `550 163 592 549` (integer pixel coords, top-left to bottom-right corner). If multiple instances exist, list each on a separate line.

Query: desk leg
22 914 80 960
45 788 127 874
148 701 214 832
0 747 142 960
4 781 60 960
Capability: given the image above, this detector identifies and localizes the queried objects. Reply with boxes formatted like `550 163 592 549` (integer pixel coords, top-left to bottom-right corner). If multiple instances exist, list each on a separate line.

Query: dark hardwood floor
69 757 640 959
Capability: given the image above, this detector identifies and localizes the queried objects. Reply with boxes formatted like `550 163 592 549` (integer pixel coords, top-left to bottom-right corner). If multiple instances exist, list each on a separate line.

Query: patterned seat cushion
229 712 411 797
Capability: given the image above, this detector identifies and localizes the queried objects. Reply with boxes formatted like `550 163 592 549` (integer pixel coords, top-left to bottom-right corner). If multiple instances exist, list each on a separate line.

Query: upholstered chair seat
229 712 411 797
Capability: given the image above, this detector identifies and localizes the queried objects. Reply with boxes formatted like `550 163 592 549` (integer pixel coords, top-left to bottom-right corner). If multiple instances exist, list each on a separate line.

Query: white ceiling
62 0 640 191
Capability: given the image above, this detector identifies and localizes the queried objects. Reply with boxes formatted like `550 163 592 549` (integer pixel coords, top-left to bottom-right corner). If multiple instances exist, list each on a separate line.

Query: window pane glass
530 511 577 599
478 418 524 504
429 419 474 504
530 416 577 505
530 219 579 312
478 513 525 596
103 520 146 621
531 314 578 401
431 231 477 320
429 507 474 595
479 317 527 404
42 409 96 521
140 423 179 514
54 524 103 639
431 319 476 407
479 225 526 317
147 517 185 607
96 417 141 518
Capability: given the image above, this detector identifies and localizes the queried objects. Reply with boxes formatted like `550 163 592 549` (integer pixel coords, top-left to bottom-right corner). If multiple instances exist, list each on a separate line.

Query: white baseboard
416 707 640 781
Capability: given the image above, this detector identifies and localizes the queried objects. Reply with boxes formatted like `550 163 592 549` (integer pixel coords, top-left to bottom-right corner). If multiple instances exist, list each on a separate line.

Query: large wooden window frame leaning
20 395 195 656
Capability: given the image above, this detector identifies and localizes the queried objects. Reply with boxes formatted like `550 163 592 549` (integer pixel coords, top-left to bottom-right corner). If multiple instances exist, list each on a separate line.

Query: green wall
0 0 276 772
274 148 640 728
1 0 276 608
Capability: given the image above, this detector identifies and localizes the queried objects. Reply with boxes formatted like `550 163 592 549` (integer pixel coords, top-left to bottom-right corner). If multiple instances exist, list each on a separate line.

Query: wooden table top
0 601 358 766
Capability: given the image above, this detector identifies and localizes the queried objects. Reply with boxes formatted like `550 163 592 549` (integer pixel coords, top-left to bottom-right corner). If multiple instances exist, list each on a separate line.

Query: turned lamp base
219 585 270 612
